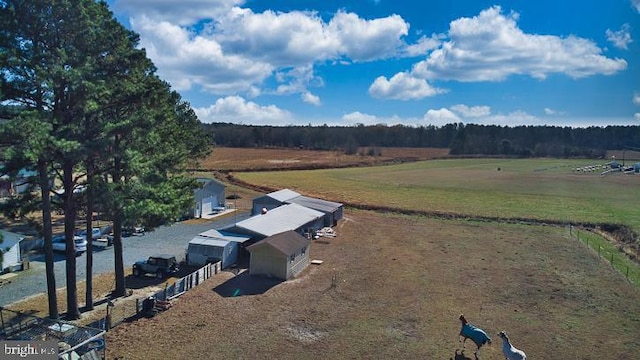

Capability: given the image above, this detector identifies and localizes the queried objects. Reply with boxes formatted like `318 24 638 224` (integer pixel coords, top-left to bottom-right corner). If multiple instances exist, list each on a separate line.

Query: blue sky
106 0 640 127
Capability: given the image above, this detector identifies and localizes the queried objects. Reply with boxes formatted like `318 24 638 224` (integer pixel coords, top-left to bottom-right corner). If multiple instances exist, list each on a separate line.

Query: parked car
51 235 87 256
76 227 102 241
132 254 179 279
122 226 145 237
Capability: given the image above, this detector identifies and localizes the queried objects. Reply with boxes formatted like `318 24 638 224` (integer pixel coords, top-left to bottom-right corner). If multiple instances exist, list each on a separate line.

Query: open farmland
232 158 640 233
106 210 640 359
196 146 450 171
7 149 640 359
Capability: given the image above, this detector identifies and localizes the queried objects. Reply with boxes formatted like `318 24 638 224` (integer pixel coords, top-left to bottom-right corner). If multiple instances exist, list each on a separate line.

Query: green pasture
235 158 640 232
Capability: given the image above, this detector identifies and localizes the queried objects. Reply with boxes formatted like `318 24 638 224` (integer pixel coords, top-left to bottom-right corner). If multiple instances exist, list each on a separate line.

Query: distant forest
204 122 640 158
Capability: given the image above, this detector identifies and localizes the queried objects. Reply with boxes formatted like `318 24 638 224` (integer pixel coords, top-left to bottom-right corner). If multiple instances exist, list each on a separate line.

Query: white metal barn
186 229 251 268
193 178 226 218
0 229 24 273
226 203 325 239
251 189 344 227
287 196 343 227
246 230 311 280
251 188 301 215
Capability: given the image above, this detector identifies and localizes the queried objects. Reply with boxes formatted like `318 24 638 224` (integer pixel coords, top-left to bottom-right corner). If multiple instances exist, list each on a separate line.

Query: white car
52 235 87 256
76 227 102 240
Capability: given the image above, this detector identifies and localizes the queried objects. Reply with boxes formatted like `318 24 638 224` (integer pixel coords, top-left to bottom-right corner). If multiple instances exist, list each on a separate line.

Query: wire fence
569 225 640 287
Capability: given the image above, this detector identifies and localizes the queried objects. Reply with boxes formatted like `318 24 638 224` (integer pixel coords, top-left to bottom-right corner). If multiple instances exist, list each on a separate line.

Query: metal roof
287 195 342 213
188 236 230 247
246 230 310 256
198 229 252 243
265 189 301 202
0 229 24 249
233 203 323 237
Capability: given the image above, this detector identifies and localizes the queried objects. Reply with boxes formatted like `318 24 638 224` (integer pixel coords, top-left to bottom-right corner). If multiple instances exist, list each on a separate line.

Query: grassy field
106 211 640 360
233 158 640 232
7 149 640 359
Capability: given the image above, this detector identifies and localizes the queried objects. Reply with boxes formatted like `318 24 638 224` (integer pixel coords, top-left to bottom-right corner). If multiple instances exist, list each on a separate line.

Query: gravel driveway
0 212 249 307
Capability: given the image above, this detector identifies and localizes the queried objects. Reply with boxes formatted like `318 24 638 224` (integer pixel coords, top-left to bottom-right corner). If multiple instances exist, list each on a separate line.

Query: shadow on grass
449 349 473 360
212 271 282 297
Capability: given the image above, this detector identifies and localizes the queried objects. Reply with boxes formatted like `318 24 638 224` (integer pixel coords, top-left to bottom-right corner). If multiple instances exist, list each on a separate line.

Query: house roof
198 229 252 243
246 230 310 256
286 195 342 213
196 177 224 187
0 229 24 250
233 203 323 237
265 189 301 202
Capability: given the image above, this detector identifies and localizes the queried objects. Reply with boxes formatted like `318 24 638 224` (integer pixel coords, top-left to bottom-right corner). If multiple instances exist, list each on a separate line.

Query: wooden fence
95 261 222 331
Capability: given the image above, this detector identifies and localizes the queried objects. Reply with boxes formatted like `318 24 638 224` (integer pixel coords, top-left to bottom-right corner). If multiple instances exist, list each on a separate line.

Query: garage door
201 196 217 215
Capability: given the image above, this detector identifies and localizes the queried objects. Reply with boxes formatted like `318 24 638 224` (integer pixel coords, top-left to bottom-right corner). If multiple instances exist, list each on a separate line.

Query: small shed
193 178 226 218
186 229 251 268
1 229 24 273
187 237 237 269
246 230 311 280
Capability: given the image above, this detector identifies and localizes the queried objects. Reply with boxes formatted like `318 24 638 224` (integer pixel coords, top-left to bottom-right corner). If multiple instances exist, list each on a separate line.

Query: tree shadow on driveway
212 271 282 297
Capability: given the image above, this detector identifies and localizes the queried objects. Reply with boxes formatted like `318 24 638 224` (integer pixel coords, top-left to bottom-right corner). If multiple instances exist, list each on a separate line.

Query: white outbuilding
186 229 251 268
193 178 226 218
1 229 24 273
251 189 343 227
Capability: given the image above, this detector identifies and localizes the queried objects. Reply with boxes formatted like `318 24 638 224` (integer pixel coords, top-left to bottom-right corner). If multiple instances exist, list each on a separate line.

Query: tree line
207 122 640 158
0 0 210 320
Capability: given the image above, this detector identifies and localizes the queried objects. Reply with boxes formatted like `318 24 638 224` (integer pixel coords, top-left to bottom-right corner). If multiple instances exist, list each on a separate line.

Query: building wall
287 246 310 279
251 197 284 216
1 243 20 272
249 247 287 280
187 241 238 269
193 180 226 218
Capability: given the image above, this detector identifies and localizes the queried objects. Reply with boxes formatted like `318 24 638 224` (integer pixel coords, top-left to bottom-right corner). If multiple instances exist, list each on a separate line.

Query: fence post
598 245 601 257
626 266 629 280
164 283 168 299
610 253 614 266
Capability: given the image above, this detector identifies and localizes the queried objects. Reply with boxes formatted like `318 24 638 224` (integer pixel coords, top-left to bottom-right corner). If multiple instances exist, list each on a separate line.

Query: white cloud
482 111 541 126
606 24 633 50
327 11 409 61
369 72 446 100
403 34 443 57
302 92 321 106
342 112 406 126
125 5 413 102
342 111 380 125
633 93 640 105
635 113 640 121
412 6 627 82
423 108 461 126
633 0 640 13
132 16 273 94
193 96 293 125
113 0 243 25
450 104 491 117
544 108 566 116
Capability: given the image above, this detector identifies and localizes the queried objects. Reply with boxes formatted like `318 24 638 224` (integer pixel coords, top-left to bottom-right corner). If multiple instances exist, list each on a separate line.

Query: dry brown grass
104 211 640 360
196 146 449 171
6 149 640 359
